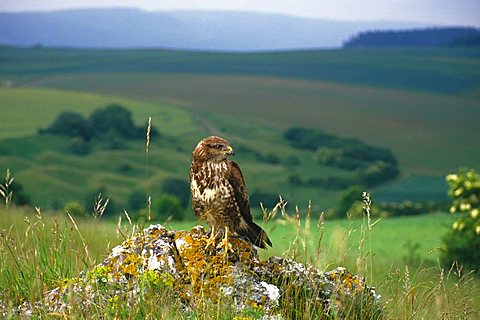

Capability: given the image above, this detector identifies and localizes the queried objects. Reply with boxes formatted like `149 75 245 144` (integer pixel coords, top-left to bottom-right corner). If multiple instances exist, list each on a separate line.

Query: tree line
343 27 480 48
38 104 159 154
284 127 399 188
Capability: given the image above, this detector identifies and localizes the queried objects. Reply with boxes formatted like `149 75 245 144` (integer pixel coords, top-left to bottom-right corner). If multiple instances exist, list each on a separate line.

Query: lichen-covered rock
6 224 381 318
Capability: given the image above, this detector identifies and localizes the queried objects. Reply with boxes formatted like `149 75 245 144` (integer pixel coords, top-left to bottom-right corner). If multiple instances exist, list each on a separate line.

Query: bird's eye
213 144 223 150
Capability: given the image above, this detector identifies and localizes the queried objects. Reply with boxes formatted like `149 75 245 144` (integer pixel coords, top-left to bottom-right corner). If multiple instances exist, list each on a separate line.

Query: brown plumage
190 136 272 249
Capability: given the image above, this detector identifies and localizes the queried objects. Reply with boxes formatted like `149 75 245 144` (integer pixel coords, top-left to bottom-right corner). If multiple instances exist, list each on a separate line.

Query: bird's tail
240 222 272 249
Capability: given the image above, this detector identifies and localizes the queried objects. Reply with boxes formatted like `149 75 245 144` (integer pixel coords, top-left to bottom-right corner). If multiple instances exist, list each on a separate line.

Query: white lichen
148 252 161 270
260 281 280 302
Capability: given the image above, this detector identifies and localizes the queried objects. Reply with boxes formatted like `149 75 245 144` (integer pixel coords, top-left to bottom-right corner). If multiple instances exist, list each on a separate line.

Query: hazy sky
1 0 479 26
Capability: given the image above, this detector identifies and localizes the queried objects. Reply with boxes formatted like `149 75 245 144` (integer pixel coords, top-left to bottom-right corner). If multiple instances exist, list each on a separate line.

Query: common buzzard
190 136 272 249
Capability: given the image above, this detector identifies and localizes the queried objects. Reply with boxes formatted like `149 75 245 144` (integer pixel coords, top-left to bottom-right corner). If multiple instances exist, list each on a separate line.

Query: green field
0 87 349 211
2 46 479 94
1 46 479 212
1 46 479 176
28 72 480 174
1 206 479 318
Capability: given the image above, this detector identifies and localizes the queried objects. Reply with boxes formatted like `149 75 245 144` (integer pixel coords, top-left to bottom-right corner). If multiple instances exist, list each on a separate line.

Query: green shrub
153 194 184 221
377 200 447 216
89 104 142 139
160 178 190 208
38 111 92 140
441 168 480 271
285 127 399 187
128 190 147 212
358 160 399 186
334 185 364 219
10 181 31 207
68 136 92 155
332 186 390 219
102 130 125 150
64 201 87 218
39 104 158 143
249 189 280 211
84 187 117 217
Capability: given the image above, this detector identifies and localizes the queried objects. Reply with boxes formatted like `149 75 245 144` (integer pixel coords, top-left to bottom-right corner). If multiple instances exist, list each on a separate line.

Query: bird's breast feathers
191 161 231 204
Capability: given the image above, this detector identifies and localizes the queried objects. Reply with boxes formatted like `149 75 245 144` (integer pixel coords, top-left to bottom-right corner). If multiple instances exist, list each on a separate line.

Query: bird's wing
228 161 254 222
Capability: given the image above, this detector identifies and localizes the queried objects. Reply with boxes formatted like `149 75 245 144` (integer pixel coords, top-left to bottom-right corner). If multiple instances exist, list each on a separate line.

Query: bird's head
192 136 235 162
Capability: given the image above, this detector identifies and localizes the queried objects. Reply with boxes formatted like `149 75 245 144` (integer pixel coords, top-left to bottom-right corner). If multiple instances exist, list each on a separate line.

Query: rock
4 224 381 318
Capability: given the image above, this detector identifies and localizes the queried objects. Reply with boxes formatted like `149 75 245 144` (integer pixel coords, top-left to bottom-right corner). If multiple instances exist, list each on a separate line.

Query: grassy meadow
0 87 350 210
1 46 480 210
1 205 479 318
1 45 480 317
1 46 480 175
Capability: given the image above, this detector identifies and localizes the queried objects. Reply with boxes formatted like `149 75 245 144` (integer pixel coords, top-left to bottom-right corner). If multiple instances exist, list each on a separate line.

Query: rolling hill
0 87 346 212
0 46 479 212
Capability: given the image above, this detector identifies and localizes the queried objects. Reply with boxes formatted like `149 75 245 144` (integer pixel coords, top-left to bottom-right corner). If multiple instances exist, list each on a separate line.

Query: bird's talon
218 239 233 253
205 226 216 249
217 227 234 255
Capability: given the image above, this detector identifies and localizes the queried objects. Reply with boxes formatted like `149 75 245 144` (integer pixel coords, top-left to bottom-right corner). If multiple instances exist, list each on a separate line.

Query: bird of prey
190 136 272 249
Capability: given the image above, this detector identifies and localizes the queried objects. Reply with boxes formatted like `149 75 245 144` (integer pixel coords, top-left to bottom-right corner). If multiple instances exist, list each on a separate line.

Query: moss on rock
4 224 382 318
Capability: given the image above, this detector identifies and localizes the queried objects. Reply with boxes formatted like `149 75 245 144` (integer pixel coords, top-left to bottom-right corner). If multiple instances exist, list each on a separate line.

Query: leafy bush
68 136 92 155
333 185 364 218
284 127 339 150
10 182 30 207
249 189 280 210
84 187 117 217
64 201 87 218
378 200 447 217
38 111 92 140
441 169 480 270
315 147 357 169
154 194 184 221
128 190 147 212
102 130 125 150
40 104 158 147
358 160 399 186
332 186 389 219
284 127 399 187
160 178 190 208
89 104 143 139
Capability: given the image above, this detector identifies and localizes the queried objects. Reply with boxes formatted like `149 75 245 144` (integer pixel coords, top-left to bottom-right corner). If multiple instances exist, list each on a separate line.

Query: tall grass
1 149 479 319
1 200 480 318
259 195 480 319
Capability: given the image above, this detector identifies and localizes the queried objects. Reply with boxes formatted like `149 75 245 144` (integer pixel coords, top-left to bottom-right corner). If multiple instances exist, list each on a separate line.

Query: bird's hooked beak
225 145 235 156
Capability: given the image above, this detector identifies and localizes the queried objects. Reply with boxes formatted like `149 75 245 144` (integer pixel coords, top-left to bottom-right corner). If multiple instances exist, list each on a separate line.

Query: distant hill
0 8 431 50
1 47 479 205
343 27 480 48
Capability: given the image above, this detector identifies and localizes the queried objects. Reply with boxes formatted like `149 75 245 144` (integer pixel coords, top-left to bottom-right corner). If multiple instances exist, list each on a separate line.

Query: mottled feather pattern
190 136 272 248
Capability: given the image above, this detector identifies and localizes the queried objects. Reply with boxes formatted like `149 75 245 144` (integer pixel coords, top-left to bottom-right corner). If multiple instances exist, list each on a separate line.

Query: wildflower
454 188 464 196
452 221 459 230
476 225 480 235
464 180 473 190
449 206 456 214
471 208 479 219
460 202 471 211
446 174 458 182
